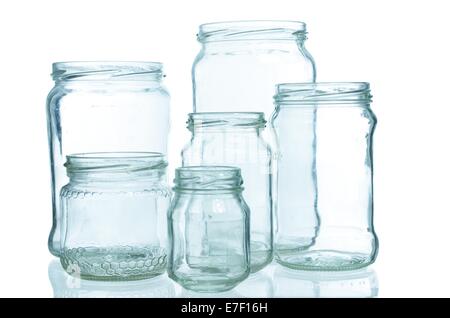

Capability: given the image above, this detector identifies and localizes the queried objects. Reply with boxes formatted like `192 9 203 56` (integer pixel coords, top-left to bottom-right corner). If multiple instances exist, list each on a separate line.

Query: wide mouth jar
52 61 163 82
197 20 307 42
274 82 372 107
187 112 266 131
173 166 243 193
64 152 167 183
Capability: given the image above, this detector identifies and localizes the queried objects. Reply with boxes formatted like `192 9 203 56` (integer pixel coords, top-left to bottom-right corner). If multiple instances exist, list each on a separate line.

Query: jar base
61 246 167 281
276 250 373 271
170 273 247 293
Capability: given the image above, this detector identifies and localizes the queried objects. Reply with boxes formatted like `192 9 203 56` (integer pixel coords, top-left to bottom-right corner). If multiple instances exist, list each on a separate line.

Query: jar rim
65 152 167 179
52 61 163 82
174 166 243 192
198 20 307 42
67 151 165 160
188 112 266 130
176 165 240 173
274 82 372 106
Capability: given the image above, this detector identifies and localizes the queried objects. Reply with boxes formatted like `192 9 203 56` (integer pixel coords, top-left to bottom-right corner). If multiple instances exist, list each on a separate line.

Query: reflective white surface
48 260 377 298
48 260 176 298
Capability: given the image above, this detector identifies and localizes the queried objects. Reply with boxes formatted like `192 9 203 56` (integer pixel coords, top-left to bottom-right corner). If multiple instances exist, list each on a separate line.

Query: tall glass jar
168 166 250 292
272 82 378 271
47 62 170 256
60 152 170 281
181 112 272 272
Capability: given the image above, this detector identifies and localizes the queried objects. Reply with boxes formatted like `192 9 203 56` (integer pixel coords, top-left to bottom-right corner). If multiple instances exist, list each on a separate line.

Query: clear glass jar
60 152 170 281
168 166 250 292
181 112 272 272
272 82 378 271
47 61 170 256
192 20 316 118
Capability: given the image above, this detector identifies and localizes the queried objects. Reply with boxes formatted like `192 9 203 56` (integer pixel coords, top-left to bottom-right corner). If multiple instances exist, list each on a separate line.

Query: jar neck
52 61 164 84
65 152 167 184
197 20 307 43
274 82 372 108
173 166 243 194
187 112 266 134
200 39 306 53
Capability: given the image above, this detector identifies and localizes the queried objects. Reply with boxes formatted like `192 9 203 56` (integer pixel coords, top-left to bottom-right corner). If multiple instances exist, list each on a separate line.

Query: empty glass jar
47 61 170 256
272 82 378 271
181 112 273 272
60 152 170 281
168 166 250 292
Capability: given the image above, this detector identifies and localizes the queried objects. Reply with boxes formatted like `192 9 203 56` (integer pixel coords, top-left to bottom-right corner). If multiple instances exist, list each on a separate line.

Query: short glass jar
272 82 378 271
181 112 273 272
168 166 250 292
60 152 170 281
47 61 170 256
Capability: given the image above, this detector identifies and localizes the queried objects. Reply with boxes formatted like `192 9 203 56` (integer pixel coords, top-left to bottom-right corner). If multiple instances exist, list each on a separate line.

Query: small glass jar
47 61 170 256
181 112 273 272
168 166 250 292
272 82 378 271
60 152 170 281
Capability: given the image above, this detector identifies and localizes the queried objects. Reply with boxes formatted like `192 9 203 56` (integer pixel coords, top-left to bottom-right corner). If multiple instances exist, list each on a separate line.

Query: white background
0 0 449 297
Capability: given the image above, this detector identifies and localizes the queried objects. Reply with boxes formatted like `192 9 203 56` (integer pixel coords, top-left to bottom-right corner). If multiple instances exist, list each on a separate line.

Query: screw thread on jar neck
187 112 266 132
197 20 307 43
52 61 164 83
64 152 167 183
173 166 244 193
274 82 372 107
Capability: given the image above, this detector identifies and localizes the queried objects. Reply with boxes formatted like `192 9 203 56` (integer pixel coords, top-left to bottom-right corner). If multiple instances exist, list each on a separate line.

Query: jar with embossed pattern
60 152 170 281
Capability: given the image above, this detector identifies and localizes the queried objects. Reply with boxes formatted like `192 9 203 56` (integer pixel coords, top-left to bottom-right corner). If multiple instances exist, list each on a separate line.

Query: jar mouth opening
174 166 243 192
52 61 163 82
67 152 165 160
188 112 266 130
274 82 372 106
65 152 167 177
198 20 307 42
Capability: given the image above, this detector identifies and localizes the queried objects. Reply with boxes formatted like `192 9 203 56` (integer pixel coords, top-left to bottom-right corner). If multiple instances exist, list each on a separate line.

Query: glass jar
168 166 250 292
47 61 170 256
181 112 272 272
192 20 315 118
60 152 170 281
272 82 378 271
